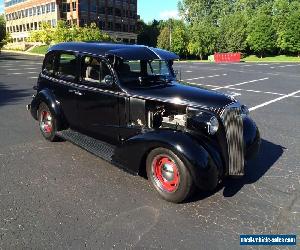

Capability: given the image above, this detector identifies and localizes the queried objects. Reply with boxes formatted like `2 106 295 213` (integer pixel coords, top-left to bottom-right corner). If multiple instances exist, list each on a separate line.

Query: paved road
0 52 299 249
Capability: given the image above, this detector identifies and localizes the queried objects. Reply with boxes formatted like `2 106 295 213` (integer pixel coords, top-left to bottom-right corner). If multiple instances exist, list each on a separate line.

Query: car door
76 55 120 144
50 52 80 129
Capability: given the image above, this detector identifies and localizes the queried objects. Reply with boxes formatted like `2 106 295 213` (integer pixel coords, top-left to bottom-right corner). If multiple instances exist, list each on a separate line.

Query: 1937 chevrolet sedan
28 42 261 203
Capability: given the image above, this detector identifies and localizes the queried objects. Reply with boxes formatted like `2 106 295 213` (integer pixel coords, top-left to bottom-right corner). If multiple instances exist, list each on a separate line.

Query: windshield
115 59 175 87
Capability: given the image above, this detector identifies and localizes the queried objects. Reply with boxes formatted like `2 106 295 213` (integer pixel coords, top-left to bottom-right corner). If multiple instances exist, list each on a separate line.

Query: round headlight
241 105 249 116
207 116 219 135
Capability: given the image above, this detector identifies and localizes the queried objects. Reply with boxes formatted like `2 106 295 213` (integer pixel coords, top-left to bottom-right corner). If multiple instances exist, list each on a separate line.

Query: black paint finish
29 42 261 191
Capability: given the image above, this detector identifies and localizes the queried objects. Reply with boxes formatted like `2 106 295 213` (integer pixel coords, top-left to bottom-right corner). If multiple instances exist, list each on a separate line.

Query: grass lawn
243 55 300 62
29 45 50 55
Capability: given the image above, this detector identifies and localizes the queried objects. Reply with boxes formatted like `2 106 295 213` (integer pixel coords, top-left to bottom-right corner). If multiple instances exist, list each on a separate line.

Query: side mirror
103 75 114 86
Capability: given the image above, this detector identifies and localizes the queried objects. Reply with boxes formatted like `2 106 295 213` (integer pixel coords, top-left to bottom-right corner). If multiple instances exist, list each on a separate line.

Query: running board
57 129 116 162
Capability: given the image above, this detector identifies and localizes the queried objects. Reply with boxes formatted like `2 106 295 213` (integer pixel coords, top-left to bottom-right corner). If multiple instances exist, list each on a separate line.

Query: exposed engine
147 104 187 130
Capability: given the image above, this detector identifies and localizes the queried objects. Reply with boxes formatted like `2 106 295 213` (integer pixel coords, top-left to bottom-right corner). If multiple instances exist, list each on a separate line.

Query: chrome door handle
68 89 76 93
74 91 83 96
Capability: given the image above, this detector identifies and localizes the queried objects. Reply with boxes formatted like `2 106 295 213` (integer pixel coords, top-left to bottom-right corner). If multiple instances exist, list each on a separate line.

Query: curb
1 50 45 57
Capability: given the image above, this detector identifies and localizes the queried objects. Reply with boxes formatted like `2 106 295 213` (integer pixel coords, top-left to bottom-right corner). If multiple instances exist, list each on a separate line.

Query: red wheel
146 148 194 203
40 110 53 134
38 102 58 141
152 155 180 193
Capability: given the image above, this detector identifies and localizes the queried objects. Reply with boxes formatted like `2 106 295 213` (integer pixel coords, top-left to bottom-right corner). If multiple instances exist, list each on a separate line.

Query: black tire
146 147 195 203
38 102 58 142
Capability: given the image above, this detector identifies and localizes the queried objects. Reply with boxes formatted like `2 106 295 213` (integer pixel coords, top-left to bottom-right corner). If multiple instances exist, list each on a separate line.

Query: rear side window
82 56 113 86
57 53 77 80
43 53 55 75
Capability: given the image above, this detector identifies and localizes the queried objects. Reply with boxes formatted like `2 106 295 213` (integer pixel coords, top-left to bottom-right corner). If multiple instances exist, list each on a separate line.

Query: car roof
48 42 180 61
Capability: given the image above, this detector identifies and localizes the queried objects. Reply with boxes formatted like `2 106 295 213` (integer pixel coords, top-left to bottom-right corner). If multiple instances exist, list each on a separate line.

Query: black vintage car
28 42 260 203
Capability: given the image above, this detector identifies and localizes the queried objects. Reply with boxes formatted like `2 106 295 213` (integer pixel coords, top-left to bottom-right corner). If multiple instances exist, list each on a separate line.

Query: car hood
123 82 235 112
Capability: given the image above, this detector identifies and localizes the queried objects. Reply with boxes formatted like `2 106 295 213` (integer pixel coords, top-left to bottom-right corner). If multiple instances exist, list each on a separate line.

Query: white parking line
227 87 286 96
6 69 19 70
212 78 269 90
225 91 241 97
24 68 38 70
27 72 39 74
28 76 38 79
185 74 227 81
185 70 193 73
249 90 300 111
11 72 23 75
186 76 205 80
185 81 219 88
257 64 269 66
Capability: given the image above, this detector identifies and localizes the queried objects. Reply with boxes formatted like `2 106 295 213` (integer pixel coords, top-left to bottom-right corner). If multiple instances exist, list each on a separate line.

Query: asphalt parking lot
0 51 299 249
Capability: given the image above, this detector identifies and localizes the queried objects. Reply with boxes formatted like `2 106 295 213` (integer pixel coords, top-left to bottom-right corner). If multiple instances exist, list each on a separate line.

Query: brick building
4 0 138 43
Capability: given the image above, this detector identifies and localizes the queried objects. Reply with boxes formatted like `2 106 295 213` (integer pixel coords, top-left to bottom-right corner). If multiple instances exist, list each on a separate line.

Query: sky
0 0 180 21
138 0 180 23
0 0 3 14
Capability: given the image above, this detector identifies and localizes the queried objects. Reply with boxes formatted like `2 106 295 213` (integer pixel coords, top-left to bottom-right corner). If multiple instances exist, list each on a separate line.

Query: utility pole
169 20 172 49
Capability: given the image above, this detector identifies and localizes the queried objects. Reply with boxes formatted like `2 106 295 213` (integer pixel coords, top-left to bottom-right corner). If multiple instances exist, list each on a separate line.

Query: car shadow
0 82 32 107
187 139 285 202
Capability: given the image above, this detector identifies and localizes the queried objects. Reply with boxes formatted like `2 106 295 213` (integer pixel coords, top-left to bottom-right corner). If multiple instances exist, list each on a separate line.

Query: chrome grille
221 105 244 176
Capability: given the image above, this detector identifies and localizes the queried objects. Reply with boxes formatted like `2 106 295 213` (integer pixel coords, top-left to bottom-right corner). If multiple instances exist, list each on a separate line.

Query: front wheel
38 102 58 142
146 147 195 203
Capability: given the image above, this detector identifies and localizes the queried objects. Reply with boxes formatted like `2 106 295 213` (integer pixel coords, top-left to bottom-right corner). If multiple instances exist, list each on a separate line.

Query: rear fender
30 89 65 130
114 129 219 190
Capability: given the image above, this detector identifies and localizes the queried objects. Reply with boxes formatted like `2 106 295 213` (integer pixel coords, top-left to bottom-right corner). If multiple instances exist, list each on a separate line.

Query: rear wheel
38 102 58 142
146 148 194 203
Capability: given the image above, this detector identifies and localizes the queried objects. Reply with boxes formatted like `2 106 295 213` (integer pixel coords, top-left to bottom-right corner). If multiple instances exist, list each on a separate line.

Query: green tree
157 26 171 51
171 21 189 57
137 20 161 47
188 20 217 59
247 5 276 57
178 0 232 23
217 11 248 52
29 21 111 44
0 14 6 49
277 1 300 56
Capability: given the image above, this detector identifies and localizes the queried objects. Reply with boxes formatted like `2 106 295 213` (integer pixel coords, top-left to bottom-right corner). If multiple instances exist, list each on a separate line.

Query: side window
147 60 170 76
56 53 77 80
43 53 55 75
82 56 113 86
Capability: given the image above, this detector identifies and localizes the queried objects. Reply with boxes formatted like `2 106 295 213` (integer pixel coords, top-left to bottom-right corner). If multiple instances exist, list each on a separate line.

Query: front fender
114 129 219 190
30 88 65 130
243 116 261 160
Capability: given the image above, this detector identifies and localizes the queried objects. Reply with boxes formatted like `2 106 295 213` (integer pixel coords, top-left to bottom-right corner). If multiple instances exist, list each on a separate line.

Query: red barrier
214 53 241 63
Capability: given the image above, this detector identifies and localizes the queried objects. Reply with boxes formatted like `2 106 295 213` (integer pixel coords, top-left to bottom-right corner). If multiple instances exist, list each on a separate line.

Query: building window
72 2 76 11
33 7 36 16
91 0 96 13
115 23 121 31
46 3 51 13
37 6 41 15
42 5 46 14
107 7 113 15
130 25 135 32
51 19 57 27
115 8 121 17
123 24 128 32
51 2 56 12
108 22 113 30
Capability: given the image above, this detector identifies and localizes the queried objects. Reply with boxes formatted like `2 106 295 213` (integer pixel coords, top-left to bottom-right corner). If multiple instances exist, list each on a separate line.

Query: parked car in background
27 42 260 203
